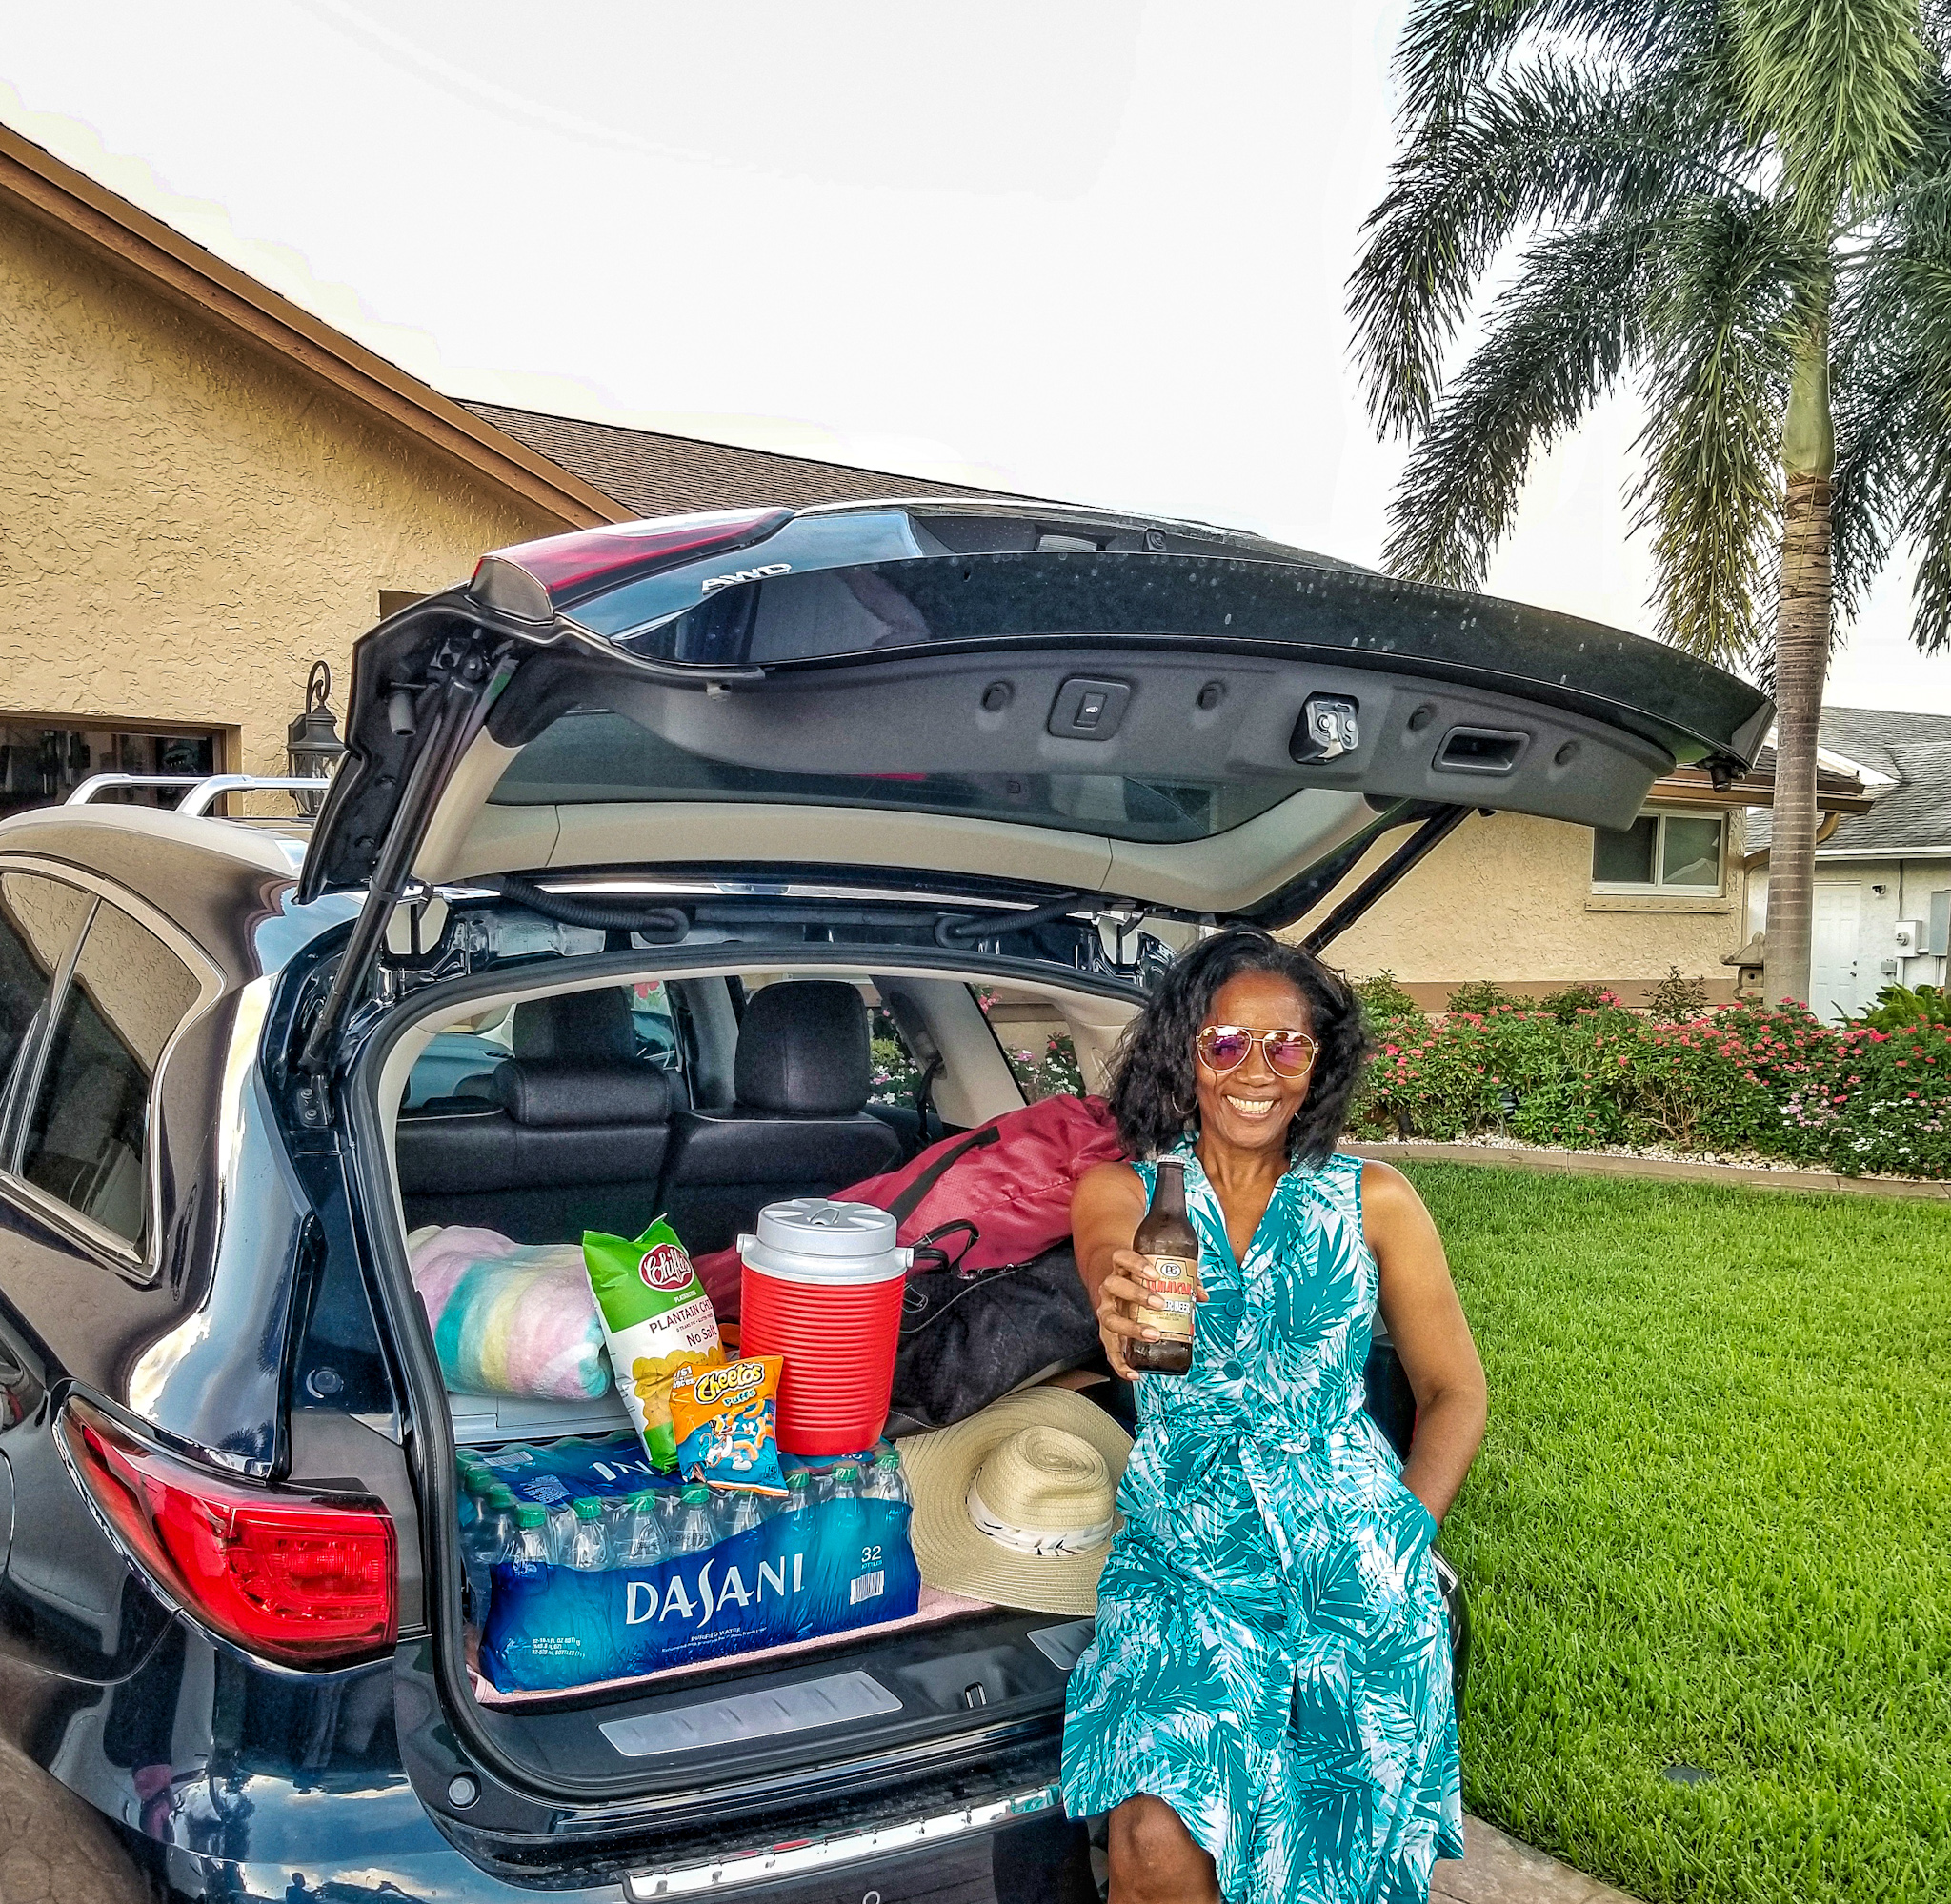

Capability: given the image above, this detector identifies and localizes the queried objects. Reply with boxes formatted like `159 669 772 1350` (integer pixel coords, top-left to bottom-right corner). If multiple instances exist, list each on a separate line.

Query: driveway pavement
1435 1815 1642 1903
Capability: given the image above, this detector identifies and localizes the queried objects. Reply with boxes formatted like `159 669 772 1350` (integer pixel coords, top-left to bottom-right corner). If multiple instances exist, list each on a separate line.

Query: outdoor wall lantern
287 660 347 815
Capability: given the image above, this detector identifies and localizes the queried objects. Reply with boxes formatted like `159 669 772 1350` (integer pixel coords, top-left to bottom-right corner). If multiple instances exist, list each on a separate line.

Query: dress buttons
1222 1360 1245 1382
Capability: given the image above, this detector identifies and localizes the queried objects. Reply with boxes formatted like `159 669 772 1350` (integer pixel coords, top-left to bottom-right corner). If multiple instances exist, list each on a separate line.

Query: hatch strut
1301 806 1476 955
296 634 513 1083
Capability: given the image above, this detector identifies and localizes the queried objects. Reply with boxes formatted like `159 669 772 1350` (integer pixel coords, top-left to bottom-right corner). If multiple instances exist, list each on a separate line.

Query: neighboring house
0 122 1038 819
1743 708 1951 1021
1321 756 1870 1011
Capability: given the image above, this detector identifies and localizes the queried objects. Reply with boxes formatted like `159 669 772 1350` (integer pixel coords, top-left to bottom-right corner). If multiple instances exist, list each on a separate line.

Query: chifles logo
694 1359 765 1407
637 1243 694 1291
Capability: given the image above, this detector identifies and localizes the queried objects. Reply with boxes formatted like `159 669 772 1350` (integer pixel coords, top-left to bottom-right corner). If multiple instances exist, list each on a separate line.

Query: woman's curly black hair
1107 926 1372 1164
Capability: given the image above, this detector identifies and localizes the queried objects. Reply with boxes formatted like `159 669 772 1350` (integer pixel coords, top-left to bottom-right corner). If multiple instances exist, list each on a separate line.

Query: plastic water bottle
863 1452 911 1507
718 1489 766 1540
822 1463 871 1604
672 1484 717 1554
564 1497 611 1573
460 1481 515 1616
456 1465 493 1533
616 1490 665 1567
509 1503 552 1573
545 1498 578 1565
779 1469 813 1517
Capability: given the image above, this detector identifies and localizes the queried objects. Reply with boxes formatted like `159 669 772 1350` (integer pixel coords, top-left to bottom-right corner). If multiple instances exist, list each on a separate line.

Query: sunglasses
1195 1024 1319 1078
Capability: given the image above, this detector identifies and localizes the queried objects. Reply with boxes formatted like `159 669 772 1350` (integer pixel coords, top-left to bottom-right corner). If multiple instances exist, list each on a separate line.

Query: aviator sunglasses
1195 1024 1319 1077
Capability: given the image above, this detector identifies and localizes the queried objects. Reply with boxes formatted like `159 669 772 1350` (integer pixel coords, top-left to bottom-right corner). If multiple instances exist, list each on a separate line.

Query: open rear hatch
303 501 1768 1864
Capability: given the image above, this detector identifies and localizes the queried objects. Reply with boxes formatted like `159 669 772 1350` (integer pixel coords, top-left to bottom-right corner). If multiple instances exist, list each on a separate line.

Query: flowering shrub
1357 994 1951 1177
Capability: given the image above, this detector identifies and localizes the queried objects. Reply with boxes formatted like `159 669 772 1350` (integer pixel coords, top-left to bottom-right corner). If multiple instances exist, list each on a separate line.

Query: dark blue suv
0 499 1770 1901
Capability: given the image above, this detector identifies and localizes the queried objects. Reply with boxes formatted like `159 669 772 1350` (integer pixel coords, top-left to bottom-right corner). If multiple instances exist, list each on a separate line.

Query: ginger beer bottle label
1139 1253 1197 1342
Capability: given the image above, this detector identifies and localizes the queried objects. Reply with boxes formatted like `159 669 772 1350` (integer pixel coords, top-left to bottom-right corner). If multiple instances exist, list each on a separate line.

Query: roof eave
0 122 629 532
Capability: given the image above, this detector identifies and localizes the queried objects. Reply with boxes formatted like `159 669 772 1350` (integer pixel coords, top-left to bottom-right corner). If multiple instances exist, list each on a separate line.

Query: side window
867 1003 922 1106
18 899 199 1245
0 872 93 1098
629 980 682 1069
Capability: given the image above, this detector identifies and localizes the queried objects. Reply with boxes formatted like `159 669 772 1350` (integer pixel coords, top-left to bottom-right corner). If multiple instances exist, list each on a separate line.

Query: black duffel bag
884 1237 1103 1436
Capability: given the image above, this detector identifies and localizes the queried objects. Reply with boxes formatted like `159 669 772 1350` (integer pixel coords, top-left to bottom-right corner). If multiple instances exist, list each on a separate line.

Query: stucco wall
0 201 558 784
1319 808 1750 1004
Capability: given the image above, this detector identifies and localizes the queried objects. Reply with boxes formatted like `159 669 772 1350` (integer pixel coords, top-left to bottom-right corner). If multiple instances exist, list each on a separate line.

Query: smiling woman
1064 927 1487 1904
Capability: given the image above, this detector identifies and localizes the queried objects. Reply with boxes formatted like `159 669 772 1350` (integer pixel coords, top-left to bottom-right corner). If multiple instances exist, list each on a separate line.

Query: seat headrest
511 988 638 1063
493 1058 680 1129
734 981 873 1115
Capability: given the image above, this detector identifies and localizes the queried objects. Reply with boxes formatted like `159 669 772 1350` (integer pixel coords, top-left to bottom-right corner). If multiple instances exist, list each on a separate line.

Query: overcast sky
8 0 1951 715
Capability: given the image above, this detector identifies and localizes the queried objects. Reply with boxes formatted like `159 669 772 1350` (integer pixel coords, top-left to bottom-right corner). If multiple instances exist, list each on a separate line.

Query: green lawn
1407 1164 1951 1904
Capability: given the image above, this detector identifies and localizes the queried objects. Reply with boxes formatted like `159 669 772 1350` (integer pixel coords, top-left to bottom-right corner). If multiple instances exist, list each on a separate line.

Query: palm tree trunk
1761 309 1835 1010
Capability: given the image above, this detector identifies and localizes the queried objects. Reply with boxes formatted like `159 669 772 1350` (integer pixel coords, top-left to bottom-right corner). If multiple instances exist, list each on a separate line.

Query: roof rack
64 773 328 816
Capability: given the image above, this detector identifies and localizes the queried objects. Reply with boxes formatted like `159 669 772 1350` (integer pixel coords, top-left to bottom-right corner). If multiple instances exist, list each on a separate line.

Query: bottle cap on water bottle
515 1504 547 1527
488 1483 517 1508
787 1469 811 1492
681 1484 711 1504
630 1489 659 1509
464 1469 494 1495
833 1463 860 1484
876 1452 900 1471
573 1496 602 1520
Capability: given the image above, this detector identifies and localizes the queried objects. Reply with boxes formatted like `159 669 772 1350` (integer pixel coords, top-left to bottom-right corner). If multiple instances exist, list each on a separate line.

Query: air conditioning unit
1894 919 1926 955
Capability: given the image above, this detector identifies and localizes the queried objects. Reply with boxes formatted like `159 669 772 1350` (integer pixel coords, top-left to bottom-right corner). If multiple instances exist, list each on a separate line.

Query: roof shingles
1748 708 1951 855
460 400 1052 518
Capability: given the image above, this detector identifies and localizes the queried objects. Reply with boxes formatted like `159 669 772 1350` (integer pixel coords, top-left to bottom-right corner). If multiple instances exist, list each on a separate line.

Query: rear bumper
150 1804 1090 1901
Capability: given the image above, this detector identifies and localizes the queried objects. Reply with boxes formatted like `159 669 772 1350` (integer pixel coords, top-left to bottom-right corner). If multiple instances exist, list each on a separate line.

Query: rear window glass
489 711 1294 844
0 873 92 1099
20 899 200 1243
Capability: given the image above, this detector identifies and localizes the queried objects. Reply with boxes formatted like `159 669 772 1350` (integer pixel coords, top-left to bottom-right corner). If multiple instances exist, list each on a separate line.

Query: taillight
470 506 794 619
60 1397 396 1669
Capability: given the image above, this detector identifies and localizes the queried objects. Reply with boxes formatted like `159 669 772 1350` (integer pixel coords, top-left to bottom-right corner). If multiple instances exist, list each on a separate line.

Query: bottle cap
681 1483 711 1503
875 1452 900 1469
488 1483 517 1508
573 1496 602 1519
464 1469 494 1495
515 1504 547 1528
787 1469 811 1491
631 1489 659 1509
833 1463 859 1483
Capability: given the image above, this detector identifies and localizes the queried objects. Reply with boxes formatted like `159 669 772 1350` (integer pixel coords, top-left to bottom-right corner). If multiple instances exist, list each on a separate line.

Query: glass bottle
672 1484 717 1554
564 1496 611 1573
1126 1157 1198 1375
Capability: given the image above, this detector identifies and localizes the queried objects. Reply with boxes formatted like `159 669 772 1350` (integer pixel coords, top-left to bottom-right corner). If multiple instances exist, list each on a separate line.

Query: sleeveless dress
1061 1143 1462 1904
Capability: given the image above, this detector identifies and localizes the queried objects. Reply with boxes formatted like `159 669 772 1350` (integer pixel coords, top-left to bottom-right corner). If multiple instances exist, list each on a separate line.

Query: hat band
965 1479 1113 1558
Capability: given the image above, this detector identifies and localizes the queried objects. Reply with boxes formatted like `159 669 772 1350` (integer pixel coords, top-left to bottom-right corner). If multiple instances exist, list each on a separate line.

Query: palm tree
1350 0 1951 1008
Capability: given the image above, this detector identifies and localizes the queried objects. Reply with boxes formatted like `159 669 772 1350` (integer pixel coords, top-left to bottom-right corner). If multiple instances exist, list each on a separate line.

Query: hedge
1355 990 1951 1178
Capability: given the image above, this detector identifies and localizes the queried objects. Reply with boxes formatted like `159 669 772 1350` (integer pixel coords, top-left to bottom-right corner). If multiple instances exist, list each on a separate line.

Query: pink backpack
693 1093 1125 1315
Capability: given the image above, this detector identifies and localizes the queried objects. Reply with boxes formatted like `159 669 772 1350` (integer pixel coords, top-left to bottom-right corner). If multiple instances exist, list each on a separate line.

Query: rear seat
658 980 902 1253
395 989 680 1241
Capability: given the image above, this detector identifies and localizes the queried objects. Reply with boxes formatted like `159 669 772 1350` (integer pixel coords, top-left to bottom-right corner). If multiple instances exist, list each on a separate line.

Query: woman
1063 928 1486 1904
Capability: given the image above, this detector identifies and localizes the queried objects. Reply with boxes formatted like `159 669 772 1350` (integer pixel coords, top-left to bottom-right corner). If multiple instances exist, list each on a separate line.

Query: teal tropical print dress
1062 1142 1462 1903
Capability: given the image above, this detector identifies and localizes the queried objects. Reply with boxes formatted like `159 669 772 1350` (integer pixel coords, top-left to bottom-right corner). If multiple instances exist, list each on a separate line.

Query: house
1318 755 1871 1012
1742 709 1951 1020
0 121 1036 820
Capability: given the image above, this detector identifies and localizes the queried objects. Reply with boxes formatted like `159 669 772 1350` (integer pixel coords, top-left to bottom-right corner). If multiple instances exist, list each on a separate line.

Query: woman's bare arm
1072 1160 1159 1381
1363 1160 1487 1525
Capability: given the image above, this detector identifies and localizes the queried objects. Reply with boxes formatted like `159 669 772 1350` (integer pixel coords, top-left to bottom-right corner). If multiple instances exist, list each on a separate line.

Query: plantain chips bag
583 1219 723 1470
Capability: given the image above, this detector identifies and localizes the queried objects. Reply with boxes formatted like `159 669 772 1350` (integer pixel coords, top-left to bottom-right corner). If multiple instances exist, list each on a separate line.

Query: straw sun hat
898 1388 1134 1616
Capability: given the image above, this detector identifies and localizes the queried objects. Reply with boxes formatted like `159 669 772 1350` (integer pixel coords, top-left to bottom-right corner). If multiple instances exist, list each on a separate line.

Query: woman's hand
1095 1247 1209 1381
1096 1248 1160 1381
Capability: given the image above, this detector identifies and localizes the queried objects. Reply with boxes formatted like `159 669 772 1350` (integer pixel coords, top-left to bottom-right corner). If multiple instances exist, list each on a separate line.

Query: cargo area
373 949 1144 1799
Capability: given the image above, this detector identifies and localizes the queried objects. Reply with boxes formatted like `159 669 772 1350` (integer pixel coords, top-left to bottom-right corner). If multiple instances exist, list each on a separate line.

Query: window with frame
1591 810 1726 894
18 898 200 1245
0 872 93 1102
